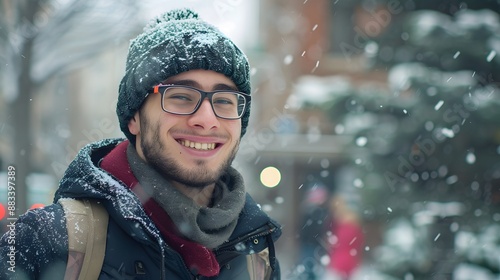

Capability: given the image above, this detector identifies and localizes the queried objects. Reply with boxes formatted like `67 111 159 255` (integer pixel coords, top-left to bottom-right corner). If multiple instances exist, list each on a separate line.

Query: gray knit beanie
117 8 251 145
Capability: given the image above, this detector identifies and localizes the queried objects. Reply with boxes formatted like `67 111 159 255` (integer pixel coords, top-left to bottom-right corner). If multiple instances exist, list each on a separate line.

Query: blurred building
240 0 389 273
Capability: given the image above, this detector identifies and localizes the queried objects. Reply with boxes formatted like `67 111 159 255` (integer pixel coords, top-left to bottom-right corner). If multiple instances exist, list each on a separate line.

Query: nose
187 99 220 130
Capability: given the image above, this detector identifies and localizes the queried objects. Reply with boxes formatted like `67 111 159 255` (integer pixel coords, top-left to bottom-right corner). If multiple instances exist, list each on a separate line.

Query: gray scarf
126 145 245 249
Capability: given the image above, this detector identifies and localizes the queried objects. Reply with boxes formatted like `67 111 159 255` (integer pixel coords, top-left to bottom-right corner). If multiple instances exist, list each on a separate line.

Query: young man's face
128 69 243 188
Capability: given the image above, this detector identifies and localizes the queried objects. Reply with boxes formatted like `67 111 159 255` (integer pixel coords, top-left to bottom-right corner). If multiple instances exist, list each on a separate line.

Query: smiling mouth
178 139 217 151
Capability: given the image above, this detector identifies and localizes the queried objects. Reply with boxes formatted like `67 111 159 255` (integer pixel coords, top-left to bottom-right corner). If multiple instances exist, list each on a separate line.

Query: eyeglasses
151 84 251 120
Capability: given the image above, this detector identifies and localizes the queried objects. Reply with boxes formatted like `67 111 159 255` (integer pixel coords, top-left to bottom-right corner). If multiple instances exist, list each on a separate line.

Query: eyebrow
164 79 238 91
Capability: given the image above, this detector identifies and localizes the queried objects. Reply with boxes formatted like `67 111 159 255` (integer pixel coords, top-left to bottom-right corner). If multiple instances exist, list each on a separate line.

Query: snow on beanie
117 8 251 145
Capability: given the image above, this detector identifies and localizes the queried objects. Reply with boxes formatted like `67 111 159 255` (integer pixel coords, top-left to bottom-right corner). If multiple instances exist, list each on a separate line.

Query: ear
128 111 141 136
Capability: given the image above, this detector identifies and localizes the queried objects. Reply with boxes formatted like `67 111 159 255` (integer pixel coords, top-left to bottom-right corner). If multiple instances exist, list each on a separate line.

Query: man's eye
214 93 239 105
168 94 193 101
214 98 234 105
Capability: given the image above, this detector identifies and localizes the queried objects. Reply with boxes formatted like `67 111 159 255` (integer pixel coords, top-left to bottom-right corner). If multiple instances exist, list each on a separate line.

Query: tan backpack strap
246 248 272 280
59 198 109 280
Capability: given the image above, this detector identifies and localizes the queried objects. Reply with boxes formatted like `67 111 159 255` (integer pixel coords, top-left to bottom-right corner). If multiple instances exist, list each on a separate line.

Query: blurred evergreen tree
321 7 500 279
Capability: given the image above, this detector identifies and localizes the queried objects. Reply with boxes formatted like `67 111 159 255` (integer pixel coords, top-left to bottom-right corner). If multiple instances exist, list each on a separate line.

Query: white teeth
179 140 216 150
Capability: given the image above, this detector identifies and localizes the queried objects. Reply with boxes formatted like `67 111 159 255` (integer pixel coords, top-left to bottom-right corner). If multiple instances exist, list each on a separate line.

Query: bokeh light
260 166 281 188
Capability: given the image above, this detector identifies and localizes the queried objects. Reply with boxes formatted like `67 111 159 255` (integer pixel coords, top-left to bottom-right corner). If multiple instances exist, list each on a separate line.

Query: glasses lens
162 87 201 114
212 92 247 119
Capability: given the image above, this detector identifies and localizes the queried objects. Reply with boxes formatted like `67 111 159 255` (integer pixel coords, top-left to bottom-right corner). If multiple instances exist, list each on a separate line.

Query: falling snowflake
434 100 444 111
486 50 496 62
465 152 476 164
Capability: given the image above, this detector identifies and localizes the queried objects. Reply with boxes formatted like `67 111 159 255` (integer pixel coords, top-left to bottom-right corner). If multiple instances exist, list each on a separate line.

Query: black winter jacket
0 139 281 279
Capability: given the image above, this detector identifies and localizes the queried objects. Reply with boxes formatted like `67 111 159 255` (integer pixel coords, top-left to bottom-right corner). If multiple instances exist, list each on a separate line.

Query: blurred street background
1 0 500 279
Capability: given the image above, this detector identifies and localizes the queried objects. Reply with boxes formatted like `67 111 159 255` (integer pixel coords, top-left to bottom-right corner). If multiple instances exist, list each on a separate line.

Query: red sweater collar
100 140 220 277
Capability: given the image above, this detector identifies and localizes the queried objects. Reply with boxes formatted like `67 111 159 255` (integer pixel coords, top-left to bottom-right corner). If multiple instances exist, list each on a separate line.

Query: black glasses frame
151 84 251 120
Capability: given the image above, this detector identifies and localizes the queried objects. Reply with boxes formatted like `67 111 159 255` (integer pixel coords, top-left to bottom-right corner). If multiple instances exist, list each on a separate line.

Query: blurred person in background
0 8 281 280
322 195 364 280
296 184 331 279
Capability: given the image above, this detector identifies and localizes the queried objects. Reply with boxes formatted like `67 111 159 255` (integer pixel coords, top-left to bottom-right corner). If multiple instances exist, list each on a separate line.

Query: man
0 8 281 280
